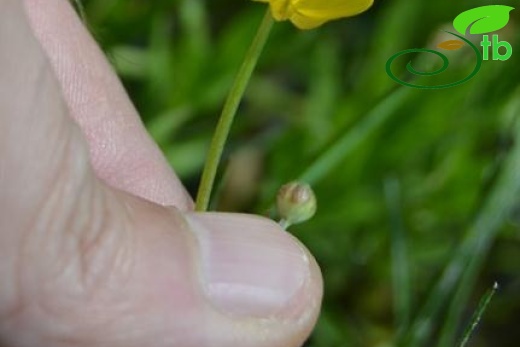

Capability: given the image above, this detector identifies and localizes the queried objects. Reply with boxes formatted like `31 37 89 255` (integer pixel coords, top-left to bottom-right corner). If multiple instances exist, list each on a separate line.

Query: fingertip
184 212 323 345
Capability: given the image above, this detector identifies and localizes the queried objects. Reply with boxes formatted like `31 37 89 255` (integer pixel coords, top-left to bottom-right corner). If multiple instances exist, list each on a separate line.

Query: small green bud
276 181 317 228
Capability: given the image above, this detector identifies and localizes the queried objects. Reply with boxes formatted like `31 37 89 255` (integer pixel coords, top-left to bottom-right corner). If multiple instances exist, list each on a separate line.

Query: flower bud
276 181 317 228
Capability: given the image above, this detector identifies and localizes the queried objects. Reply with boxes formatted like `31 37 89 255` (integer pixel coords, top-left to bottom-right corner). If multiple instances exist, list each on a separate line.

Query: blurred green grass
80 0 520 345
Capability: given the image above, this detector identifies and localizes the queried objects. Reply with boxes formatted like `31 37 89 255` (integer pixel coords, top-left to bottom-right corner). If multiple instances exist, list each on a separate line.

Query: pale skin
0 1 323 346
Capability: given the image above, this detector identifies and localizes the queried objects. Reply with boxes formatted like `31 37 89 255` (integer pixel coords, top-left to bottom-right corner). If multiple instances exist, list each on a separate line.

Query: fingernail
185 212 310 317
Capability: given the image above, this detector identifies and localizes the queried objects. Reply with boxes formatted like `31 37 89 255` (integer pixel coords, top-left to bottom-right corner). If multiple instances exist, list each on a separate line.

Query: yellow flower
254 0 374 29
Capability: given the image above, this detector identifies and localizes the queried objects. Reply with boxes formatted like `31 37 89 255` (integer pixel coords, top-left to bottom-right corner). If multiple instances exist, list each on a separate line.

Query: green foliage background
79 0 520 345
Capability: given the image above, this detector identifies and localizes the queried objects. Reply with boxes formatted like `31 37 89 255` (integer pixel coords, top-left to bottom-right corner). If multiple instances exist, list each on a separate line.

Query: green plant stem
195 9 274 211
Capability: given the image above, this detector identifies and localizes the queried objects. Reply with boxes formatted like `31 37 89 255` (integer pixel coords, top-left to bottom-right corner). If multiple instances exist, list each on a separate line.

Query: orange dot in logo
437 39 465 50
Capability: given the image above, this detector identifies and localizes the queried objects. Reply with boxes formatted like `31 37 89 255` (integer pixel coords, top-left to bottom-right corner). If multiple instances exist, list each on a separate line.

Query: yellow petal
253 0 374 29
289 12 326 29
294 0 374 20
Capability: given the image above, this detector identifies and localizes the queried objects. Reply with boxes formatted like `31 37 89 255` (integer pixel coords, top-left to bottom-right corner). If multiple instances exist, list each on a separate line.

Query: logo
386 5 514 89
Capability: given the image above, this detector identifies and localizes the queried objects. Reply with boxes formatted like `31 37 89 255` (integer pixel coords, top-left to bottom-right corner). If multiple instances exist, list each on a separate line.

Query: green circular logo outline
385 31 482 90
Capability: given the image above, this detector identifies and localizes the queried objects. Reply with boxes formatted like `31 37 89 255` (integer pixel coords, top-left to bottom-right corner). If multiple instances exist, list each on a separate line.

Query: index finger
23 0 193 210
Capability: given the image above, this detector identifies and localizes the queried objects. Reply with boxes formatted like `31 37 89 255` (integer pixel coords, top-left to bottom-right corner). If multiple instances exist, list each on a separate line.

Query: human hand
0 1 322 346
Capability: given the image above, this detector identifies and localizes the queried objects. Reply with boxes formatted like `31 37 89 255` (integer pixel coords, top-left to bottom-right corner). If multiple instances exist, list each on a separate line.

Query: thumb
0 1 323 346
3 190 322 347
78 203 324 347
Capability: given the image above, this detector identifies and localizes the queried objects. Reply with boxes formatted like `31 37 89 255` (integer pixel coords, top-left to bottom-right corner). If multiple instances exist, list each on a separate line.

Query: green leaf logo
453 5 514 35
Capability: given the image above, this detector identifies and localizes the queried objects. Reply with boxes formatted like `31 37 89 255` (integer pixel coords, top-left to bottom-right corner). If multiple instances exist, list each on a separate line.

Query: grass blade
70 0 87 23
435 94 520 346
384 177 412 338
403 92 520 347
299 87 411 185
458 282 498 347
